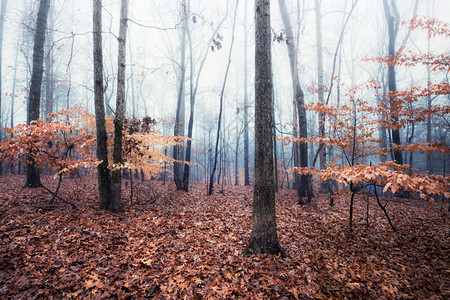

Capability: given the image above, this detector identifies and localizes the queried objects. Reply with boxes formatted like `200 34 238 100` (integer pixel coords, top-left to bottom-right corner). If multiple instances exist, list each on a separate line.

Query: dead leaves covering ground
0 174 448 299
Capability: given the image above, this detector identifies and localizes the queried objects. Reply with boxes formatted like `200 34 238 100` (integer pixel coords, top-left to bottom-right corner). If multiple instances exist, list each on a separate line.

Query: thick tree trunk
93 0 112 210
25 0 50 188
0 0 7 175
110 0 128 212
245 0 282 255
278 0 309 199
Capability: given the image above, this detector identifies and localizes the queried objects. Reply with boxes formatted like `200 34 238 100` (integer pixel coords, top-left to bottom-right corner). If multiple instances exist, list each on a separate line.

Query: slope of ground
0 174 448 299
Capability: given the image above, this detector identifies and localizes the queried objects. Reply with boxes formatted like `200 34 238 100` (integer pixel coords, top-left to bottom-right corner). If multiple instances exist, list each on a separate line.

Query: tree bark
25 0 50 188
245 0 282 255
278 0 309 199
93 0 112 210
110 0 128 212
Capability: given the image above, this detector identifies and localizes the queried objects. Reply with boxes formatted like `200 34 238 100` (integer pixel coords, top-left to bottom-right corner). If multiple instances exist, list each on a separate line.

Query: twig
40 183 77 209
373 181 396 232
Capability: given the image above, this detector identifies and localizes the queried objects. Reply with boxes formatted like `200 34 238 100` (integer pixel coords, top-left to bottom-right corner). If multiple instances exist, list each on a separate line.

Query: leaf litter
0 174 448 299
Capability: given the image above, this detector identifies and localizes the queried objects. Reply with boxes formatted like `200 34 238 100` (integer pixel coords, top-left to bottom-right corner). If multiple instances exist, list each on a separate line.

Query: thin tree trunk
93 0 112 210
245 0 283 256
173 0 187 190
235 92 240 185
0 0 7 175
272 85 278 192
426 40 432 173
128 27 136 118
243 0 250 186
10 30 19 137
315 0 328 193
278 0 309 200
25 0 50 188
383 0 402 165
44 3 54 121
182 1 228 192
110 0 129 212
208 0 238 196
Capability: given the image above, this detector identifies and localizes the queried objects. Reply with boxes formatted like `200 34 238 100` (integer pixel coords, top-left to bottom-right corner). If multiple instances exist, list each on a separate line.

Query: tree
44 2 54 121
314 0 327 193
110 0 129 212
0 108 98 205
173 0 188 190
243 0 250 186
245 0 283 255
382 0 406 165
208 0 239 196
289 15 450 229
181 4 228 192
0 0 7 175
277 0 309 202
93 0 112 210
25 0 50 188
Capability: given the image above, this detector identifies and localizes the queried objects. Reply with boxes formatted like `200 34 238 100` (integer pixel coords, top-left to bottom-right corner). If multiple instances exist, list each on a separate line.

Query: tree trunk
0 0 7 175
10 30 19 137
278 0 309 199
235 94 240 185
93 0 112 210
173 0 187 190
128 27 136 118
383 0 402 165
208 0 238 196
272 85 278 192
182 1 228 192
426 40 432 173
110 0 128 212
44 3 54 121
243 0 250 186
315 0 327 193
245 0 282 255
25 0 50 188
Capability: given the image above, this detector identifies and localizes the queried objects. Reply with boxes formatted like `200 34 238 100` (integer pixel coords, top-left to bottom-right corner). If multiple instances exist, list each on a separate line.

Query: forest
0 0 449 298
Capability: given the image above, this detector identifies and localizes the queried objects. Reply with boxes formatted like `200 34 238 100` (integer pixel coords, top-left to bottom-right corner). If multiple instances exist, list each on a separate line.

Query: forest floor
0 174 448 299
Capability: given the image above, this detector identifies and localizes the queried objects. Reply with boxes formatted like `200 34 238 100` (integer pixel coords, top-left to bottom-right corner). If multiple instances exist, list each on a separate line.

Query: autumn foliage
282 16 449 203
0 107 186 180
0 108 99 176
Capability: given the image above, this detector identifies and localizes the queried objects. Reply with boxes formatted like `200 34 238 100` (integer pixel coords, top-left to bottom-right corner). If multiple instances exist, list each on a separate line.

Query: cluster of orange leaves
403 16 449 38
0 108 99 176
281 78 449 199
281 16 450 199
0 107 188 178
